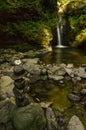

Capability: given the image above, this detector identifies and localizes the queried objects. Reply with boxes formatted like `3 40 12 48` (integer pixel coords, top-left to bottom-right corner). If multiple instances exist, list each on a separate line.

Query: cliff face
63 0 86 49
0 0 57 49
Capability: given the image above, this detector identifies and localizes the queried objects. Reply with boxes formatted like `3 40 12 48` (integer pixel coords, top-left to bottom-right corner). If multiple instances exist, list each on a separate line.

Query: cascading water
56 2 67 48
56 15 67 48
57 15 63 47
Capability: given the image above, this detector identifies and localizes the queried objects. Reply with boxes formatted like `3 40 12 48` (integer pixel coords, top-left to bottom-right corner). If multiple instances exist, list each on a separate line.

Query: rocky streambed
0 49 86 130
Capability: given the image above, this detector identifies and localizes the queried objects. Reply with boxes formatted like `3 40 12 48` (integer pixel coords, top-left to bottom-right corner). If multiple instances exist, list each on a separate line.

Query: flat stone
49 75 64 81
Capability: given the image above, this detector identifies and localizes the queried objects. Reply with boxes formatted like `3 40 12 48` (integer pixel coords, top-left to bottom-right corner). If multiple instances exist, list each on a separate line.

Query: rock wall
63 0 86 49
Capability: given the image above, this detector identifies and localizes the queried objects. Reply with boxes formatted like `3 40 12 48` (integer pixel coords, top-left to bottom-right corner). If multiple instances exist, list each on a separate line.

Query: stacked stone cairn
12 64 29 107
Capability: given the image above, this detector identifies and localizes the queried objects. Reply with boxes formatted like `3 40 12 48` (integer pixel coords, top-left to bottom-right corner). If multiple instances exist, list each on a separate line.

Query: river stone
67 93 80 102
67 115 85 130
49 75 64 81
13 65 25 75
67 64 74 68
23 58 39 66
57 68 66 76
78 67 86 78
80 89 86 96
0 76 14 100
46 107 58 130
65 68 73 76
12 103 46 130
47 65 60 75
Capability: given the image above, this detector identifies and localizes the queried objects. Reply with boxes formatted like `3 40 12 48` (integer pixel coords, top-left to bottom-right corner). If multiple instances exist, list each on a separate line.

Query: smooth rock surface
67 115 85 130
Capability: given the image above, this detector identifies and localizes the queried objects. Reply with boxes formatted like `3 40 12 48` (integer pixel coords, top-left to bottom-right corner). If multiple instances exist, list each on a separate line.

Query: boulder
0 99 15 130
12 103 46 130
23 58 41 75
0 76 14 100
67 115 85 130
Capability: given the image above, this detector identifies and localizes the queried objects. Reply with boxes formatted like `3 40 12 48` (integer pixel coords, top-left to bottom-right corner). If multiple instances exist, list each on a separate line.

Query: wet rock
67 115 85 130
0 76 14 100
67 93 81 102
45 107 58 130
12 103 46 130
13 65 25 75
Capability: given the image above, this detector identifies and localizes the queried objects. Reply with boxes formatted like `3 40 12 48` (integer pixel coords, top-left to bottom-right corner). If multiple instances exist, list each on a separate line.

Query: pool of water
33 47 86 128
40 47 86 66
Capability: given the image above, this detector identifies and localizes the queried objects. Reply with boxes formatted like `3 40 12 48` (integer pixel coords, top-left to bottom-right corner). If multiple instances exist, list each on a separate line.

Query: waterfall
57 15 63 47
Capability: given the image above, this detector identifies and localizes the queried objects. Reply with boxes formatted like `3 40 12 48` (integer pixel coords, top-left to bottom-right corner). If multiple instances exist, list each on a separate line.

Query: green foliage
64 0 86 47
0 0 57 49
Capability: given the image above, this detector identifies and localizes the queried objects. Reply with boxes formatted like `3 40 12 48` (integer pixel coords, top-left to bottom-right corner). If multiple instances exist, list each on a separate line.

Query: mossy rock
12 103 46 130
72 29 86 48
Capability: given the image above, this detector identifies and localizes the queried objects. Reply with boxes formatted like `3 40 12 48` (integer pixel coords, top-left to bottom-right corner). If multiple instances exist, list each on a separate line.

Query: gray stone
23 58 41 75
65 68 73 76
0 99 15 123
78 67 86 78
47 65 60 75
49 75 64 81
12 103 46 130
80 89 86 96
13 65 25 75
46 107 58 130
67 115 85 130
67 93 80 102
0 76 14 100
57 68 66 76
67 64 74 68
23 58 39 66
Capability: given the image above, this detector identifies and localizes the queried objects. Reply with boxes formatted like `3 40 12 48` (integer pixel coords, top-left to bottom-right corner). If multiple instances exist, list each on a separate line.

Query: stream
0 47 86 129
33 47 86 128
40 47 86 66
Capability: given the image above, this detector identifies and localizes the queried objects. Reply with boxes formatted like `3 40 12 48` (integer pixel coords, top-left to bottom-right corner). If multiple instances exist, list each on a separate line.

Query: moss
72 29 86 47
63 0 86 48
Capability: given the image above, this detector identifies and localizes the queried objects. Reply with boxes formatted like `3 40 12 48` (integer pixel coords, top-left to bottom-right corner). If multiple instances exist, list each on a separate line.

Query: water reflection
40 47 86 66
